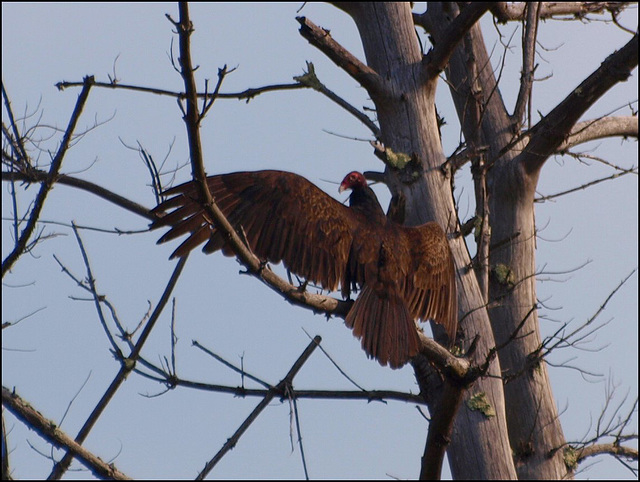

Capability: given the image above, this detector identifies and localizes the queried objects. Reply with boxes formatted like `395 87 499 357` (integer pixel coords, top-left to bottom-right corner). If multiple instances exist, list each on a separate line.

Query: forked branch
167 3 465 376
2 76 94 277
519 32 638 174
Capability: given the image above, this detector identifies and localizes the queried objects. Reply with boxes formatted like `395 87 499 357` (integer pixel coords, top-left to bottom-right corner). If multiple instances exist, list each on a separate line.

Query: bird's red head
339 171 367 193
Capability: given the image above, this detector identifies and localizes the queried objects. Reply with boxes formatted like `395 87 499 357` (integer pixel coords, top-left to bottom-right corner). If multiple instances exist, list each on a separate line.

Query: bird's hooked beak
338 182 348 194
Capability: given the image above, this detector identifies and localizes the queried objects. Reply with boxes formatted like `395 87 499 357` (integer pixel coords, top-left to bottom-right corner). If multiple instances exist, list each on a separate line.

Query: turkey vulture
151 170 457 368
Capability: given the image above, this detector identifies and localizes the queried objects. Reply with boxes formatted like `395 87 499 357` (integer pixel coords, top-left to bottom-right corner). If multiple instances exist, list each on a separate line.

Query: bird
151 170 457 369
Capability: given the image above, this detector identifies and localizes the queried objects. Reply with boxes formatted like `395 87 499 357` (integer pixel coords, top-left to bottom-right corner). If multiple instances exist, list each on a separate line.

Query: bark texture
342 3 518 479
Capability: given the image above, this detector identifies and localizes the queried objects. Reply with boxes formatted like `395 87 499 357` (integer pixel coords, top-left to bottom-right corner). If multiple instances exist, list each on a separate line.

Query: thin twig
2 76 94 277
534 168 637 203
47 256 188 479
195 336 322 480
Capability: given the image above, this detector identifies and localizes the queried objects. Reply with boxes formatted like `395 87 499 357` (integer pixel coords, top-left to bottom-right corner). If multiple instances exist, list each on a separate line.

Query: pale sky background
2 3 637 480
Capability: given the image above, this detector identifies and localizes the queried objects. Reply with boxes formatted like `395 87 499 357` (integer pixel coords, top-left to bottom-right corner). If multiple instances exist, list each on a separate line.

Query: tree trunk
427 3 570 478
342 3 518 478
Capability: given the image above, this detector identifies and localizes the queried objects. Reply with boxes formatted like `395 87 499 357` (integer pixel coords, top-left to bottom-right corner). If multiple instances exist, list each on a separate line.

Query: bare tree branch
296 16 385 97
161 4 467 378
490 2 631 22
56 78 309 102
557 115 638 152
1 81 30 167
47 256 188 479
1 168 152 219
195 336 322 480
518 32 638 174
540 269 637 358
294 61 380 136
419 379 467 479
2 76 94 277
578 442 638 462
1 409 10 480
2 386 132 480
418 3 493 80
511 2 540 128
534 167 637 203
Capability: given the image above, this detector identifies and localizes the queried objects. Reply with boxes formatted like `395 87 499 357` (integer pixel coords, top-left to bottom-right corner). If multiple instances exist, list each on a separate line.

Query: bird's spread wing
401 223 458 343
152 170 360 292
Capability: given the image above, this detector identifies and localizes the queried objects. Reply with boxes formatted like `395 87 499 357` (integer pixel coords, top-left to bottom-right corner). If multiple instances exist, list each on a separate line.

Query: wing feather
152 170 359 293
401 222 458 344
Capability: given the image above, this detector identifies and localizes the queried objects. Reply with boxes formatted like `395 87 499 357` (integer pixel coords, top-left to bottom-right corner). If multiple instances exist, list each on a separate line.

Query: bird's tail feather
345 286 420 369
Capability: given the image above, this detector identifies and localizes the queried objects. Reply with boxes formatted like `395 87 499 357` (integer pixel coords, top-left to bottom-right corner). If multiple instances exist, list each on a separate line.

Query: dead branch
195 336 322 480
164 3 356 334
420 380 466 480
56 78 309 102
162 4 466 378
2 386 132 480
1 81 29 168
2 76 94 277
2 169 152 219
559 149 638 174
518 32 638 174
557 115 639 152
1 410 9 480
294 62 380 136
511 3 540 129
578 442 638 463
419 3 493 80
534 167 638 203
540 269 636 358
490 2 631 23
47 256 188 480
557 377 638 475
296 16 385 97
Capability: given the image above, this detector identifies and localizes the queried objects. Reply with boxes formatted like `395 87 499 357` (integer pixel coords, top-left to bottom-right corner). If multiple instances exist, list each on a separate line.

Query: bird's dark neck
349 186 387 224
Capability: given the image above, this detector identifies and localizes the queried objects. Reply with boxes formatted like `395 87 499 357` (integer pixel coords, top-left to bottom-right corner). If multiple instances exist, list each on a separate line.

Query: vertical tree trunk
426 3 570 478
341 3 518 478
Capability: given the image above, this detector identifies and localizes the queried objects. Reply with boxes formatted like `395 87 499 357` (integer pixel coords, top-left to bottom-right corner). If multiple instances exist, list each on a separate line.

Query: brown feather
345 285 420 369
151 170 457 368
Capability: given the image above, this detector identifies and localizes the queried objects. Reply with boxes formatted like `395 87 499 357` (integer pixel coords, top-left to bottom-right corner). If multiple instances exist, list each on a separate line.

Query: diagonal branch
47 256 188 479
296 16 385 97
294 62 380 136
419 379 467 479
419 3 493 80
158 3 469 383
166 3 353 323
519 32 638 174
2 386 132 480
195 336 322 480
1 169 152 220
534 167 637 203
2 81 30 167
2 76 94 277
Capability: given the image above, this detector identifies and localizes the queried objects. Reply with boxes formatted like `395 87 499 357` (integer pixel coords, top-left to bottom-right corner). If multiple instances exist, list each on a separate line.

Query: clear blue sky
2 3 637 479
